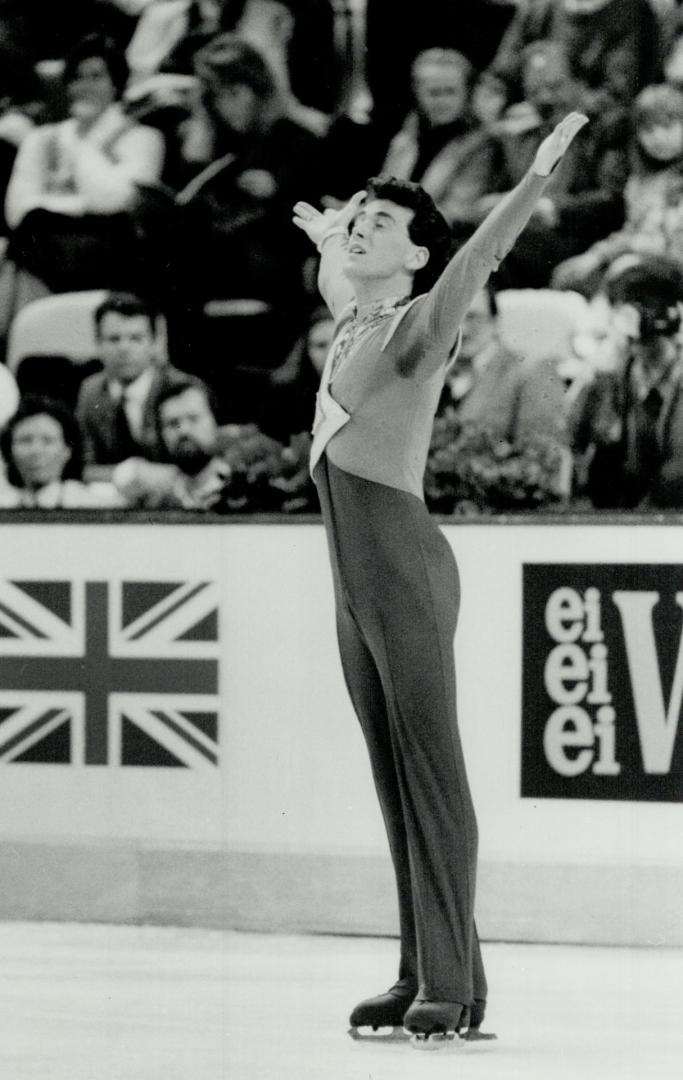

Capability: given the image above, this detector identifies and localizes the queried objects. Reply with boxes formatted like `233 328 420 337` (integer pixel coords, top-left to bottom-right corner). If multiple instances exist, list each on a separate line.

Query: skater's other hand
533 112 589 177
293 190 366 247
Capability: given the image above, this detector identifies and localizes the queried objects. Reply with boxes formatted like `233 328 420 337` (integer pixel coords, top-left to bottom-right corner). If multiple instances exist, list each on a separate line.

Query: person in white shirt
0 32 165 329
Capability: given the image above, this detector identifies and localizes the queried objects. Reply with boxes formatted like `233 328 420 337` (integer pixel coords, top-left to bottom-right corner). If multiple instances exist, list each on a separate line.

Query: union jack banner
0 580 220 768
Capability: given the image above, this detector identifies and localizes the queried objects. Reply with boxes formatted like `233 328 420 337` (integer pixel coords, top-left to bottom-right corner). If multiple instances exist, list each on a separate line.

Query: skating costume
311 168 549 1027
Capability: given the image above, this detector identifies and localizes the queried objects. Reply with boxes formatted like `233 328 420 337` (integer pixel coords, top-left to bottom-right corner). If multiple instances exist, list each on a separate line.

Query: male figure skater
293 112 587 1048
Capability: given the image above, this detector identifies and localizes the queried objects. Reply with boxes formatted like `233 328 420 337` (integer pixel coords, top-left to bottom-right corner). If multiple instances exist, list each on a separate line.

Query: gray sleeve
408 169 549 368
317 231 355 322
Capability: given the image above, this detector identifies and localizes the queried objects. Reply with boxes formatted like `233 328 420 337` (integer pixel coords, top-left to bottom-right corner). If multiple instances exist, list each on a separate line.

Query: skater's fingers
556 111 589 145
533 111 589 176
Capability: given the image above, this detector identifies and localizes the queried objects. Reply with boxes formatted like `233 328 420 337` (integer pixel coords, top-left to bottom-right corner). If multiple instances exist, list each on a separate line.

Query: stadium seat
6 290 169 407
496 288 588 364
6 290 109 375
0 359 19 429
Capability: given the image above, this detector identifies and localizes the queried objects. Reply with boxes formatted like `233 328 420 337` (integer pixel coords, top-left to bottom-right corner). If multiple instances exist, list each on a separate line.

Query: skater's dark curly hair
364 176 454 296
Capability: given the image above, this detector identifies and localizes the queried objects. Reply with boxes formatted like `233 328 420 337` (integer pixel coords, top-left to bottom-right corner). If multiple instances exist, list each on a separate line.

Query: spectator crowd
3 0 683 514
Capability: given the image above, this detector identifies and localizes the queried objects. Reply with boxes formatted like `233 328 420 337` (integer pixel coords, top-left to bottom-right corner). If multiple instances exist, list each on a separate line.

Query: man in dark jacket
571 257 683 509
76 291 186 470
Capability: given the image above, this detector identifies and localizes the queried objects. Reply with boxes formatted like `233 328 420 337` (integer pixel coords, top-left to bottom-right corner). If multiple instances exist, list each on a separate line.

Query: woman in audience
0 396 122 508
0 32 165 332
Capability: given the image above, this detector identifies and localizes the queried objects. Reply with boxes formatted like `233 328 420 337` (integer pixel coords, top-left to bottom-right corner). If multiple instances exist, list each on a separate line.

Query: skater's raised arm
416 112 588 357
293 192 365 321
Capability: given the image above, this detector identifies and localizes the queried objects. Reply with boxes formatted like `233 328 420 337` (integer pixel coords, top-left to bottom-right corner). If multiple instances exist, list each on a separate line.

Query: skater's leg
318 463 486 1017
368 525 480 1008
336 605 418 987
471 920 488 1021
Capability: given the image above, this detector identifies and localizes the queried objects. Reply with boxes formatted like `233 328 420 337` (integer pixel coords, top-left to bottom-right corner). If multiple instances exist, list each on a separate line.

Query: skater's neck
352 275 413 311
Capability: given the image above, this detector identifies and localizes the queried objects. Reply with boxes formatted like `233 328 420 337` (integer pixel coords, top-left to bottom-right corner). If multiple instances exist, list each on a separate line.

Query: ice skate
347 978 416 1041
459 998 498 1043
403 997 466 1050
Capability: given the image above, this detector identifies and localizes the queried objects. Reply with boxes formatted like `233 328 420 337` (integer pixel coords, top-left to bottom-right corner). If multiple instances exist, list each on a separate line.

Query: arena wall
0 515 682 946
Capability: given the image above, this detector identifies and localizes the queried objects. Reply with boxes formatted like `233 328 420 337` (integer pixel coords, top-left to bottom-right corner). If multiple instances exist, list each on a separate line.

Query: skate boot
459 998 497 1043
403 997 466 1049
348 977 417 1041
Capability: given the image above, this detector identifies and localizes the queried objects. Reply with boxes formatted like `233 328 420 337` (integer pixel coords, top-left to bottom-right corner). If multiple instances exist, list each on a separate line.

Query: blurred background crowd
2 0 683 514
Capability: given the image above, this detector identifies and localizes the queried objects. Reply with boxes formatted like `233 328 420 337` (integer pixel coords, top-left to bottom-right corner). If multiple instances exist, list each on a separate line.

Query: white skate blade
460 1027 498 1043
407 1030 460 1051
348 1025 406 1043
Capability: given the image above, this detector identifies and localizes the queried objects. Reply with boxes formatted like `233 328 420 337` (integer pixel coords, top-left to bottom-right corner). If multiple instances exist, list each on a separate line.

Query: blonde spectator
380 49 495 237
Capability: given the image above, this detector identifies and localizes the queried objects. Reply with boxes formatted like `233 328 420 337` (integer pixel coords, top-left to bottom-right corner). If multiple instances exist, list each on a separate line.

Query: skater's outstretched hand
293 190 365 248
533 112 589 177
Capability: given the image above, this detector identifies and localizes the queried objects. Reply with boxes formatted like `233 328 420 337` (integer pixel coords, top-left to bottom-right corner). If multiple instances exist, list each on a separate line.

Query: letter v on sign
612 591 683 774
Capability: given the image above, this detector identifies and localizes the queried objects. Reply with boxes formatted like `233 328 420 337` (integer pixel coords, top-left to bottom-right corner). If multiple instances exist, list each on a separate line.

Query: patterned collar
353 295 413 324
328 294 413 382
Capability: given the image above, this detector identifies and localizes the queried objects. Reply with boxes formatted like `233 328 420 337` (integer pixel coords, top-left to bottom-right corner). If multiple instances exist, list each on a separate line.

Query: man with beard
112 376 229 508
113 375 295 510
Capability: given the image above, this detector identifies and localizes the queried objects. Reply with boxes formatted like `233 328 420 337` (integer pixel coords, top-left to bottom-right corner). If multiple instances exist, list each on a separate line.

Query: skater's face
413 62 468 128
159 387 218 469
97 313 158 386
344 200 428 285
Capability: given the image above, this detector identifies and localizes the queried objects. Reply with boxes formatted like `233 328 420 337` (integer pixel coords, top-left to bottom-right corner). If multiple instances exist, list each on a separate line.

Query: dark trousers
316 456 487 1006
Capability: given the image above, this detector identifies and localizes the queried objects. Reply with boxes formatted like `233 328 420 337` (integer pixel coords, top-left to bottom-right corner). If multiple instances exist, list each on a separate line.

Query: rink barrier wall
1 511 683 947
0 844 681 948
